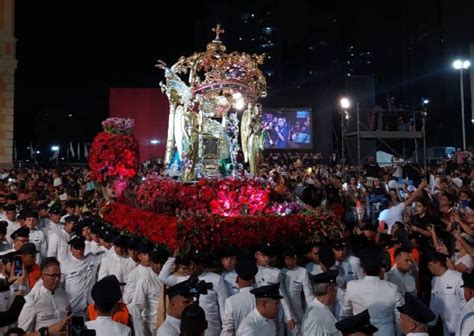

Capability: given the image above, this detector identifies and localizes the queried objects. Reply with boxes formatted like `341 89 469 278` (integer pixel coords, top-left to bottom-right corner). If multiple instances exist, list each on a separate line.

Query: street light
51 146 60 152
422 98 430 105
339 97 351 166
452 58 471 150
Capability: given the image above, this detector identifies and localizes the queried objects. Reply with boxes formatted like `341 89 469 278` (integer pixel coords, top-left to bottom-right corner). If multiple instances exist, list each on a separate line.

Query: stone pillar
0 0 17 167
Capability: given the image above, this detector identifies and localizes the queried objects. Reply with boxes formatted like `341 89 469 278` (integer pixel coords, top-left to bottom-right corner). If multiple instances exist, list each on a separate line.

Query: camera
187 275 213 301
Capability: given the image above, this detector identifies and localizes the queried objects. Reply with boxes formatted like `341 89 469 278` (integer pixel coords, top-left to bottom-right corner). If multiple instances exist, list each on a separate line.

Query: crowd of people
0 150 473 336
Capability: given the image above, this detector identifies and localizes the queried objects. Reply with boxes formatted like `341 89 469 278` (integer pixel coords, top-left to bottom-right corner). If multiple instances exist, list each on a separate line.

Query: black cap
426 249 449 263
461 272 474 290
309 270 338 284
397 293 436 324
49 204 62 215
68 236 86 249
235 260 258 281
282 245 298 258
137 242 153 254
64 215 80 224
0 250 17 264
335 310 378 334
180 304 208 334
91 275 123 305
166 280 193 299
190 249 211 266
318 244 336 269
4 204 16 212
250 283 283 300
10 227 30 240
219 246 238 258
126 236 140 251
19 208 38 219
18 243 39 255
150 246 168 264
113 235 128 248
37 203 50 211
331 239 347 250
255 242 273 257
0 221 7 234
100 229 115 243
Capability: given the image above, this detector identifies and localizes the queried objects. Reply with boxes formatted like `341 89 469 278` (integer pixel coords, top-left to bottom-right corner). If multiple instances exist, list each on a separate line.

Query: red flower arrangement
104 202 343 251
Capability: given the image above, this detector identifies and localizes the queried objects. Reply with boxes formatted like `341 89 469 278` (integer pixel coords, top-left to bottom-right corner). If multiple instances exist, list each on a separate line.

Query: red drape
109 88 169 162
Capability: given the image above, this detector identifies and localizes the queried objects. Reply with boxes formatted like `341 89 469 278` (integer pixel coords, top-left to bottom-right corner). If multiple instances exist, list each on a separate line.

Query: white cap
388 180 398 189
59 193 68 201
53 177 62 187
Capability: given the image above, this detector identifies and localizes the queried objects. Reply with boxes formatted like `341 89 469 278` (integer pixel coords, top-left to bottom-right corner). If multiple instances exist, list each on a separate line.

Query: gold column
0 0 17 167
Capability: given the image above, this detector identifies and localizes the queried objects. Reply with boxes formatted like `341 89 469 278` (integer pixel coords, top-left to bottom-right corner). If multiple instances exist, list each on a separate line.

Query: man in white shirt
335 310 378 335
427 250 465 336
342 247 403 336
397 292 434 336
457 272 474 336
47 215 78 263
220 246 238 296
10 227 30 252
41 204 63 236
156 279 194 336
385 247 417 296
61 236 100 315
237 283 283 336
221 259 259 336
4 204 20 245
301 270 341 336
132 246 166 336
18 257 71 331
98 234 136 284
22 209 47 264
86 275 131 336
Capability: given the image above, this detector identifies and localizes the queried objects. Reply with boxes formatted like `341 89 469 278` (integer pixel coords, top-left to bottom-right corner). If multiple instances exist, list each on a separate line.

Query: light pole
452 59 471 150
340 98 351 166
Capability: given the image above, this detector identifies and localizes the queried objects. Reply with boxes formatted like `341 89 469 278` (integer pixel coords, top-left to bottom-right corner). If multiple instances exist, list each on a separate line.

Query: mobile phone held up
14 256 22 277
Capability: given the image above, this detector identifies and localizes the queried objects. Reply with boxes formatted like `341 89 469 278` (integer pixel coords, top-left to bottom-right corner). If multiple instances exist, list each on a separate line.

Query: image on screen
261 108 312 149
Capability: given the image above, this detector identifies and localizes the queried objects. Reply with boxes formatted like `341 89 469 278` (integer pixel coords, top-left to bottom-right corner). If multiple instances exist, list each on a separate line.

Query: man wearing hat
280 245 314 335
456 272 474 335
336 310 378 336
132 246 167 335
4 204 20 245
17 257 70 332
61 236 100 315
20 209 47 265
10 227 30 252
35 203 50 231
237 283 283 335
60 200 77 224
47 215 78 263
219 246 239 296
427 250 465 336
221 259 259 335
254 243 295 334
156 279 194 336
98 234 136 284
85 275 131 335
41 203 63 236
17 243 41 291
396 293 434 336
301 270 341 336
342 247 403 336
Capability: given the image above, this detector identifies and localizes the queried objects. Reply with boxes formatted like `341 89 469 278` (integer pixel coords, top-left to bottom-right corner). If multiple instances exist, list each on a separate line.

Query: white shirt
343 275 403 336
197 271 230 336
454 253 473 272
236 308 276 336
280 266 314 322
158 256 189 286
156 314 181 336
456 298 474 336
385 266 417 296
5 219 20 245
132 267 163 331
336 255 364 284
97 247 136 284
85 316 131 336
29 228 48 264
42 219 63 237
429 269 465 335
61 253 100 314
18 284 70 331
306 262 322 275
222 270 239 296
47 229 71 263
221 287 256 336
301 298 341 336
378 203 406 233
85 240 103 255
123 264 150 305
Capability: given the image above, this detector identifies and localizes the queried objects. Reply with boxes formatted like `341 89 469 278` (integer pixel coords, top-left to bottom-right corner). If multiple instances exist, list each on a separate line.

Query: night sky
12 1 474 159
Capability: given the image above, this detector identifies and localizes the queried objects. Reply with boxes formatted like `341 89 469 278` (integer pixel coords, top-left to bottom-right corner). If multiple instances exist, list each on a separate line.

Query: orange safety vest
28 264 41 289
88 302 130 326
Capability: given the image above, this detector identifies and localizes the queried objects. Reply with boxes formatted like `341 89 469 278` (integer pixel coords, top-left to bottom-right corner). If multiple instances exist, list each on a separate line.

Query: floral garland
101 117 134 135
104 202 343 251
